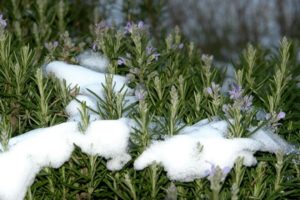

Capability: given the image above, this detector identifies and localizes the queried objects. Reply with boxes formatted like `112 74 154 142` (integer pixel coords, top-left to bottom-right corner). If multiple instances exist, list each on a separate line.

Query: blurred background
1 0 300 60
96 0 300 60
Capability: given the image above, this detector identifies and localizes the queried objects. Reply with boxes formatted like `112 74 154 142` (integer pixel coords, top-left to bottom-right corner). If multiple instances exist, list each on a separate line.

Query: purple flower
124 21 146 34
137 21 144 29
153 53 160 61
222 167 231 175
146 46 155 55
229 83 243 100
92 43 97 51
206 87 213 95
146 46 160 61
205 82 220 96
44 41 59 51
205 162 230 177
277 111 286 120
135 85 147 101
178 43 184 49
124 21 133 34
241 95 253 111
53 41 59 48
117 57 126 65
0 14 7 29
95 21 108 34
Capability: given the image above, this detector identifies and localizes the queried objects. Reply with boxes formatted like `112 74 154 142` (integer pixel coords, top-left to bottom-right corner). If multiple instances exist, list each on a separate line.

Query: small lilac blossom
135 85 147 101
0 14 7 29
146 46 160 61
95 21 108 35
124 21 133 34
277 111 286 120
178 43 184 49
146 46 155 55
137 21 144 29
117 57 126 65
229 83 243 100
201 54 213 66
44 41 59 51
205 162 230 177
92 43 97 51
241 95 253 111
205 87 213 95
205 82 220 97
53 41 59 47
153 52 160 61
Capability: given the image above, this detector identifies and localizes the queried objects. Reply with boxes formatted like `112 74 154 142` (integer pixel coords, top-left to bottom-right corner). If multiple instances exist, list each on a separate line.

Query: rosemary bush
0 1 300 199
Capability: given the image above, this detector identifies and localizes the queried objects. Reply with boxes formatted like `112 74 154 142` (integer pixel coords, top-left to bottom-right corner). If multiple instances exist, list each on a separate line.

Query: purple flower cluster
0 14 7 29
265 111 286 129
117 57 127 65
205 162 230 179
146 46 160 61
224 84 253 113
124 21 145 34
135 84 147 101
205 82 220 97
229 83 243 100
94 21 109 35
44 41 59 51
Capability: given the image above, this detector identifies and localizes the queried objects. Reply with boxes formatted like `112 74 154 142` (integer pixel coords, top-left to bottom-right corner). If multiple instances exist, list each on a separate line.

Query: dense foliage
0 1 300 199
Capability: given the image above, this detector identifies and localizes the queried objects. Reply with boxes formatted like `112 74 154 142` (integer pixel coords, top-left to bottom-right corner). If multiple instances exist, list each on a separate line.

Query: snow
1 53 298 199
0 150 40 200
8 122 79 168
65 95 98 117
134 119 262 181
0 122 79 200
74 118 132 170
250 128 298 154
0 118 132 199
134 118 296 182
44 61 132 94
77 50 109 72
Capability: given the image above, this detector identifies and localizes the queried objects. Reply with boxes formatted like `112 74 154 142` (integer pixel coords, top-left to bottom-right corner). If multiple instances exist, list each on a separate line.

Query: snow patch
77 50 109 72
44 61 132 94
65 95 98 118
75 118 132 170
134 118 296 182
134 120 262 182
250 128 297 154
0 118 132 199
0 151 40 200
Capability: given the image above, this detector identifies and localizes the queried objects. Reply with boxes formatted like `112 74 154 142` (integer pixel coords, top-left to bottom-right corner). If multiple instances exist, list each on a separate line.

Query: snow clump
77 50 109 72
0 118 132 200
134 118 296 182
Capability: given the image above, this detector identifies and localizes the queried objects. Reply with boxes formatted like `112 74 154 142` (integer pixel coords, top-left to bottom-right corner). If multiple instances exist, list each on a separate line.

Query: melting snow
77 50 109 72
134 119 296 182
0 118 132 200
44 61 132 94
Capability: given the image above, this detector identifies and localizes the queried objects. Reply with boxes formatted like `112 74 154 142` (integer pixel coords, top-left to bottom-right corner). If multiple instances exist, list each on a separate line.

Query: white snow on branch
0 118 132 200
134 119 296 182
77 50 109 73
44 61 132 94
